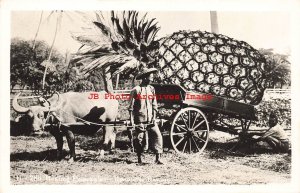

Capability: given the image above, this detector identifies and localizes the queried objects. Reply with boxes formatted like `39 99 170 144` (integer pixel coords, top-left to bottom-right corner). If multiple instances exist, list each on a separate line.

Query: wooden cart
151 83 257 155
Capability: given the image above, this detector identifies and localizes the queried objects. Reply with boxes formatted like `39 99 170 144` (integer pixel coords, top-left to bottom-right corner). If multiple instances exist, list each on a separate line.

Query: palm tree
42 11 63 90
71 11 160 93
259 48 290 88
32 11 44 50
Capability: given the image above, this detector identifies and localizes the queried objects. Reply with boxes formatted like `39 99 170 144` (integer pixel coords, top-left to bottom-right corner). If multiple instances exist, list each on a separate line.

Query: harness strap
43 108 157 128
43 109 52 131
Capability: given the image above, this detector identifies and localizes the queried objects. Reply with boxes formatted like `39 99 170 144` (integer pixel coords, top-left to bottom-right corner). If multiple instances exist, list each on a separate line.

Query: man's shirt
128 85 158 123
262 125 288 141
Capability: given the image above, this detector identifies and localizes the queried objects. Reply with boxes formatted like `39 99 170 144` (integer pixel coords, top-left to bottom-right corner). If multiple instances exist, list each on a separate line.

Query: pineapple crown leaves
71 11 161 77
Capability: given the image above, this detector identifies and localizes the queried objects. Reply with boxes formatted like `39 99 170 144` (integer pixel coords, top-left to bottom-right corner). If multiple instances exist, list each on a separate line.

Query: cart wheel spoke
194 134 207 143
192 119 205 131
191 112 200 130
180 113 189 130
192 136 201 152
172 132 187 136
175 136 185 147
182 139 188 153
174 123 187 131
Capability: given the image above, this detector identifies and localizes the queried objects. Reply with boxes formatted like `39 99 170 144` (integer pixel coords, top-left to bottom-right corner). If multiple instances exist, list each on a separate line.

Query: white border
1 0 300 193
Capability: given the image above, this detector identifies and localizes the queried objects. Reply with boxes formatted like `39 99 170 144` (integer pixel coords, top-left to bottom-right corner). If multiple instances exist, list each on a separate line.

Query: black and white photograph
1 1 300 193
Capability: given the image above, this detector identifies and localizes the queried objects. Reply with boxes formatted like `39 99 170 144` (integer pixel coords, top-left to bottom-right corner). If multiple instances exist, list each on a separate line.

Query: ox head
12 92 62 134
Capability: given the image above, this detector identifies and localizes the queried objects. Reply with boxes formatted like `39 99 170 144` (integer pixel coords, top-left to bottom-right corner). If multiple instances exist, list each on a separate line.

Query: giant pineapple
157 31 267 105
72 11 267 105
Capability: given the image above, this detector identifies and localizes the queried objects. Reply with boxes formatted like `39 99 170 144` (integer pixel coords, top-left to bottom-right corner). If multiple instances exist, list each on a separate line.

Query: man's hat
136 67 158 80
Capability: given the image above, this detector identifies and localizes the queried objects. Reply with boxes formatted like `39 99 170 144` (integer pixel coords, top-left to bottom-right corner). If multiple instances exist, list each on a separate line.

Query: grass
10 130 291 185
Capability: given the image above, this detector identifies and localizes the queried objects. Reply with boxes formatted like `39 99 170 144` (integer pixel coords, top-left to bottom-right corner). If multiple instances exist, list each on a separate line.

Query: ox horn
12 93 29 113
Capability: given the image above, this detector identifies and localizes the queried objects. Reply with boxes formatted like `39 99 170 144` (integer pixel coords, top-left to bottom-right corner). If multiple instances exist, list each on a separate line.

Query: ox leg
65 130 76 162
110 128 116 153
50 128 64 160
100 125 116 157
99 127 106 158
54 134 63 160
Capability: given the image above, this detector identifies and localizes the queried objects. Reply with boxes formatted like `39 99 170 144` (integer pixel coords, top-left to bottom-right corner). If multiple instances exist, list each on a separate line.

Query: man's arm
254 128 275 142
128 88 137 125
129 111 134 126
151 86 158 123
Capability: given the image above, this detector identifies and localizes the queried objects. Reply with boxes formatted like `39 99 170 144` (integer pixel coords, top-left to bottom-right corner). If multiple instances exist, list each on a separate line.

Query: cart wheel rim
170 107 209 156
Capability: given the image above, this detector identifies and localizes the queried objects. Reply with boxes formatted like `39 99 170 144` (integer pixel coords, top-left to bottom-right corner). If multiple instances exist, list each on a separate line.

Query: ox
12 92 119 161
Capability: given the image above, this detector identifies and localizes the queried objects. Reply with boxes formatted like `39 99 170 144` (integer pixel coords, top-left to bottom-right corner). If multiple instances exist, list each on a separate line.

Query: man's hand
152 110 157 124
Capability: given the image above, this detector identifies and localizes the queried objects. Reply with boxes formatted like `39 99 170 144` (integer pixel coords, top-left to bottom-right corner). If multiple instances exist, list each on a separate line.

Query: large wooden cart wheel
170 107 209 155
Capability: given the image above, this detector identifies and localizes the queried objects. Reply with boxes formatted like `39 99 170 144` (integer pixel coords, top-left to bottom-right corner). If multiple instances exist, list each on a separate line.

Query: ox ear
12 93 29 113
38 97 50 107
14 115 23 122
48 92 63 112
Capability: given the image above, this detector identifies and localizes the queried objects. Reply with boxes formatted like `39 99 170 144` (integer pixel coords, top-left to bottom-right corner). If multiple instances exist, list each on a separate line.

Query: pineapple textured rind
157 30 267 105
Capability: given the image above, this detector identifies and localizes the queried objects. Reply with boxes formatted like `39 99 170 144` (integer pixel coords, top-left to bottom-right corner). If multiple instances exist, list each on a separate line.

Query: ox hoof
65 154 76 162
98 150 105 159
68 158 75 163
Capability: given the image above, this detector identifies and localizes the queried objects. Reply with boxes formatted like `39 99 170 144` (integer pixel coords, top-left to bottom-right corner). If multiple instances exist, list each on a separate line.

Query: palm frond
71 11 160 78
112 58 139 76
93 21 111 37
71 55 94 64
95 12 102 23
75 45 112 55
145 23 160 44
83 55 137 75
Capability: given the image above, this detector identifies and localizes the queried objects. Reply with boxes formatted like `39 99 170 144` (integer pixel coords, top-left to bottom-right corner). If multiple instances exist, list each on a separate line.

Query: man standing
128 68 163 164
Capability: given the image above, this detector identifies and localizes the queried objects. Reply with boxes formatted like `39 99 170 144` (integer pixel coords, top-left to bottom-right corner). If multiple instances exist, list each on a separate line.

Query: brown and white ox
12 91 119 161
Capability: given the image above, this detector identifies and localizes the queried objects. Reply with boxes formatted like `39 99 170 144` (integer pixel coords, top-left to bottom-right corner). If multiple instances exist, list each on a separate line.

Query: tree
259 48 291 88
10 38 65 92
71 11 160 93
63 64 102 92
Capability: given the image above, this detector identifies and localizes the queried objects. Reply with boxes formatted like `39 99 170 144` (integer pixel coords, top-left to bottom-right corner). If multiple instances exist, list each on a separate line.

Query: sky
11 11 290 55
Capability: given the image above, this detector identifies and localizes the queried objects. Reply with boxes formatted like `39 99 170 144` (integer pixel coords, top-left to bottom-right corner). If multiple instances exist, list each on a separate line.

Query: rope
45 108 157 128
42 107 52 130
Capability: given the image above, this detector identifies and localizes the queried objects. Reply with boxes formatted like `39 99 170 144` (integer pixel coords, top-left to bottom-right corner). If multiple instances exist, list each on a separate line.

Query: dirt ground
10 129 291 185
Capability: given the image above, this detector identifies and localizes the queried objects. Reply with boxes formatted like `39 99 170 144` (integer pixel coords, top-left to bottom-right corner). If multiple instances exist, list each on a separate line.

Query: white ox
12 91 119 161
